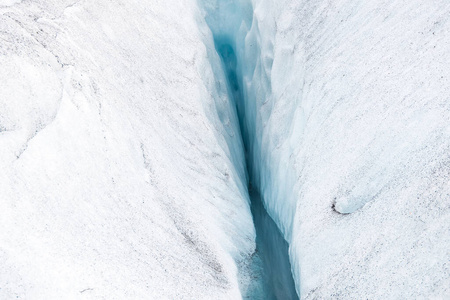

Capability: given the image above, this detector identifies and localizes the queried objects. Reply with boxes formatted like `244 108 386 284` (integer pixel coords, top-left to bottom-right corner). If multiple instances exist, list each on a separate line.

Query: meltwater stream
208 10 299 299
215 37 298 300
249 188 298 299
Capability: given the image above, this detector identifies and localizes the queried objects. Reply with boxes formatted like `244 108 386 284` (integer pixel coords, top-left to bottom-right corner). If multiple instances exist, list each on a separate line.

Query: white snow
0 0 257 299
0 0 21 7
237 0 450 298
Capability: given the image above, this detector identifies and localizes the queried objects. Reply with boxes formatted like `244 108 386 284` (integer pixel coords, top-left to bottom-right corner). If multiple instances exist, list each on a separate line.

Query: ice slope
238 0 450 298
0 1 257 298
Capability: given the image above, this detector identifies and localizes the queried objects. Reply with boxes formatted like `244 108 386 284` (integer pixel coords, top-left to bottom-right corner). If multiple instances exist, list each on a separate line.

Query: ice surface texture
1 0 449 299
199 0 299 298
0 0 257 298
199 0 450 297
236 0 450 298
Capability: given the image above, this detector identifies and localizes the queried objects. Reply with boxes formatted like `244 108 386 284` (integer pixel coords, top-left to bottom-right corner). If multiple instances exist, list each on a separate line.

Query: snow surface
0 1 257 298
200 0 450 297
1 0 450 299
233 0 450 298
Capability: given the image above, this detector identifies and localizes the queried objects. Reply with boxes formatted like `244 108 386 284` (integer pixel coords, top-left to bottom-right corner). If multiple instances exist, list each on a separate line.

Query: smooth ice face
198 0 254 152
199 0 299 298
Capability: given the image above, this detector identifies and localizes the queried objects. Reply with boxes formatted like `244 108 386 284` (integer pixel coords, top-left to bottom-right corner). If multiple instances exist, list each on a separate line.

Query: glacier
236 0 450 298
199 1 299 298
1 0 449 299
0 0 257 298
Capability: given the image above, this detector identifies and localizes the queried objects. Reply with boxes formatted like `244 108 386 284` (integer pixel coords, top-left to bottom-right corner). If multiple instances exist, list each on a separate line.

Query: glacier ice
236 0 450 298
249 190 298 299
0 0 257 298
202 0 450 298
199 0 299 298
1 0 449 298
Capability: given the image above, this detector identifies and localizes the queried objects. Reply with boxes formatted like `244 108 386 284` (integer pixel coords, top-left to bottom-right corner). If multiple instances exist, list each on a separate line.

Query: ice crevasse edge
0 0 258 298
0 0 448 298
199 0 450 298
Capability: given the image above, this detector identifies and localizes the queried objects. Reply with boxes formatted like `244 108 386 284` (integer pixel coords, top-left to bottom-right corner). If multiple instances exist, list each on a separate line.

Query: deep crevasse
199 0 300 298
0 0 449 298
198 0 301 243
198 0 302 294
200 0 450 298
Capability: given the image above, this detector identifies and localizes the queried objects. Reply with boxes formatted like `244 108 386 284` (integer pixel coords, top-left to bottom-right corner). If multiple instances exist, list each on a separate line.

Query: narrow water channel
212 22 299 300
248 188 299 300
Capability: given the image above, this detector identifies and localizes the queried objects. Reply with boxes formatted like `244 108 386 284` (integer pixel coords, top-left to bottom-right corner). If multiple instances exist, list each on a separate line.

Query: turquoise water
215 37 298 300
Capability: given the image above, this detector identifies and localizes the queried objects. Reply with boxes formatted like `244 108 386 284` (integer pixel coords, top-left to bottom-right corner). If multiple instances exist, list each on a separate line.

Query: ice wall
241 0 450 298
0 0 258 298
198 1 301 298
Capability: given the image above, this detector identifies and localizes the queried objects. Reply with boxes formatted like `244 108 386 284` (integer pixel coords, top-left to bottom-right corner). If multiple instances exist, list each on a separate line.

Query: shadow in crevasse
213 29 298 300
248 187 298 300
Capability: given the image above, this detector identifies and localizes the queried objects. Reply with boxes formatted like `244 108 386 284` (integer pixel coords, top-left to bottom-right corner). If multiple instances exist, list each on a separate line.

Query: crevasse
198 0 299 298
